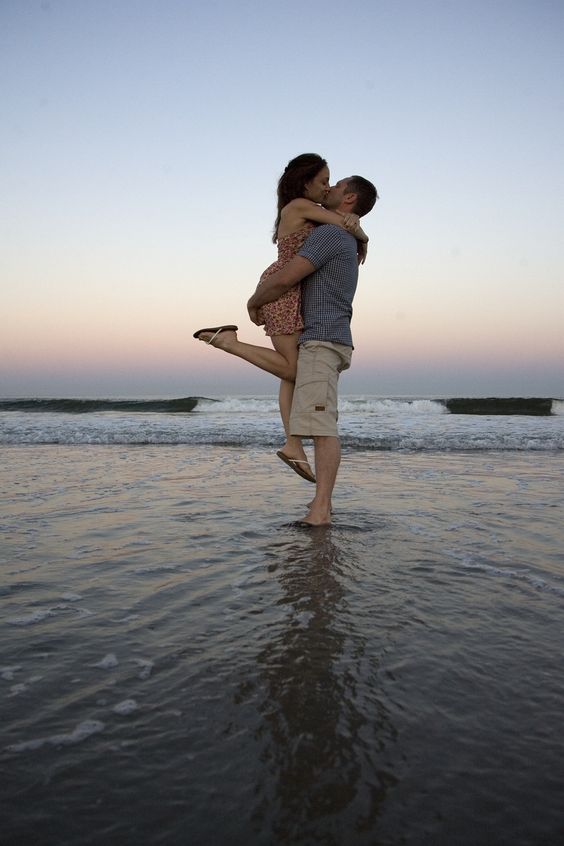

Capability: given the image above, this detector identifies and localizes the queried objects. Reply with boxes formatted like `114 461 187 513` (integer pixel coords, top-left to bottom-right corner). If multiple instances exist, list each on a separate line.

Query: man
247 175 378 525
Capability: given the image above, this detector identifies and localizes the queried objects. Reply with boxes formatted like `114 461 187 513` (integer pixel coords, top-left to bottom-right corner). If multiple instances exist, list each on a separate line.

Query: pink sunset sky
2 0 563 398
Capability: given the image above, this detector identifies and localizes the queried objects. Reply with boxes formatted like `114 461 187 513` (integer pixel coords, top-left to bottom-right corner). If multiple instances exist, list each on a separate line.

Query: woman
194 154 368 483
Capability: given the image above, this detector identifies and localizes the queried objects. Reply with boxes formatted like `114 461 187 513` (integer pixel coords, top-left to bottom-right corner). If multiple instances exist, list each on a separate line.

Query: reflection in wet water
241 529 397 843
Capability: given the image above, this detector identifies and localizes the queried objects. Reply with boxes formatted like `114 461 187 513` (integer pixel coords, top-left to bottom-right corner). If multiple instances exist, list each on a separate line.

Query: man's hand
342 213 361 232
247 255 316 322
247 298 261 325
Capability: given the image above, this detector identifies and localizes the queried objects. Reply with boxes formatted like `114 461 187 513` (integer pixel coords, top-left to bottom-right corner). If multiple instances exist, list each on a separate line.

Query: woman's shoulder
277 198 320 238
281 197 318 217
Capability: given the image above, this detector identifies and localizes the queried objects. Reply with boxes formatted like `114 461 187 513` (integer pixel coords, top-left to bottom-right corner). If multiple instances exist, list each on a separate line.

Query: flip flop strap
207 328 222 345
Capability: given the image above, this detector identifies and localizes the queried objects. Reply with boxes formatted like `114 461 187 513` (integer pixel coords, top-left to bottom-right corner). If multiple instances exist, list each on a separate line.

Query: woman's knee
281 362 297 382
272 335 299 378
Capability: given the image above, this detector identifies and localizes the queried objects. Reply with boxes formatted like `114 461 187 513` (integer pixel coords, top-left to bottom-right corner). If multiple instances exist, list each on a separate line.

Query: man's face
324 177 351 209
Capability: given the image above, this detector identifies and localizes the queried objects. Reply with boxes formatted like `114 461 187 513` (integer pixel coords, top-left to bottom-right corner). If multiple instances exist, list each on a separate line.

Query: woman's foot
276 450 316 483
282 437 312 465
193 325 238 348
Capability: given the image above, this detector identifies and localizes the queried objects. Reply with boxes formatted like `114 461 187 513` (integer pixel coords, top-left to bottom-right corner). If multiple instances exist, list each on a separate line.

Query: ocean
1 395 563 845
1 394 563 449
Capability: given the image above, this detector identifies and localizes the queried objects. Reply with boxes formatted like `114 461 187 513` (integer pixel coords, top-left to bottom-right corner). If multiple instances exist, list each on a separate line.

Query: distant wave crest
1 396 560 416
0 397 203 414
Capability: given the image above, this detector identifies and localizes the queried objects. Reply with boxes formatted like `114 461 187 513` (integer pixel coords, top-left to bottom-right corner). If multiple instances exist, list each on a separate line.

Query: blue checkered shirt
297 224 359 347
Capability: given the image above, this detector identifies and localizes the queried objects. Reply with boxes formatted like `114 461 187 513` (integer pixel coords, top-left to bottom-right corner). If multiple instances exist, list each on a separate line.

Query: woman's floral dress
257 222 315 336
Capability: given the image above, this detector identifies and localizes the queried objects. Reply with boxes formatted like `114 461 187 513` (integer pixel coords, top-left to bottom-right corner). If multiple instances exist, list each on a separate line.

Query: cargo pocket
293 378 330 415
294 343 336 415
309 380 330 414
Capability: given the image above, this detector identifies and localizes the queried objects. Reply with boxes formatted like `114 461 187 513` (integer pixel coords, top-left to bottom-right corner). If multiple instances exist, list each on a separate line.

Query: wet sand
2 446 563 845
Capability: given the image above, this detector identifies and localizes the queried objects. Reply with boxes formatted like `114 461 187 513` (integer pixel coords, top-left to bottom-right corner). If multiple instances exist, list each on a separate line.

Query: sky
1 0 563 398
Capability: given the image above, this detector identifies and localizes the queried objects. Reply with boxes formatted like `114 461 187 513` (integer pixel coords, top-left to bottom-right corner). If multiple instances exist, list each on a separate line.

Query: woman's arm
281 198 369 243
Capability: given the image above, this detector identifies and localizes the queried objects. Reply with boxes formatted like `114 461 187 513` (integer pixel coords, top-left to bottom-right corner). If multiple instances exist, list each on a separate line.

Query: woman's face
303 166 330 204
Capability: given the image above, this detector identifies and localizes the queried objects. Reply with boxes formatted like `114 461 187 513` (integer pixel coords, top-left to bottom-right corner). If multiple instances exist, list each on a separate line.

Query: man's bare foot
307 499 333 513
301 504 332 526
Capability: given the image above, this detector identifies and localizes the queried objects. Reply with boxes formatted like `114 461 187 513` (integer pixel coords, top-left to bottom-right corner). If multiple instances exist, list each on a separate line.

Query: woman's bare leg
196 327 315 478
271 334 312 471
195 329 295 381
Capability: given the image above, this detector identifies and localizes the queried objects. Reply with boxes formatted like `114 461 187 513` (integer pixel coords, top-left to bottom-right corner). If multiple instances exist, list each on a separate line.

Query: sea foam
6 720 105 753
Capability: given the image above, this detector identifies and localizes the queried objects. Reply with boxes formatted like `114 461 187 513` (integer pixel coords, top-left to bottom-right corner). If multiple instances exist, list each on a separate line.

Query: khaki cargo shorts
289 341 352 438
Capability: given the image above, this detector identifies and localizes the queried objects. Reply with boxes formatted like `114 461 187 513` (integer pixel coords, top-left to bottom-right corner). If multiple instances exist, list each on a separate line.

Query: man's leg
302 436 340 525
288 341 351 525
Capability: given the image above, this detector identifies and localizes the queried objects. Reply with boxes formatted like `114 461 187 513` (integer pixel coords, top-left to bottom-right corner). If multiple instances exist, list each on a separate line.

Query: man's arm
247 255 315 324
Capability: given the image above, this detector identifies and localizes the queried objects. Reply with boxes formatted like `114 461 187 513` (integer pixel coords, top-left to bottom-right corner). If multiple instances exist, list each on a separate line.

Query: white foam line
91 653 119 669
9 684 27 697
1 665 22 680
133 659 153 679
113 699 138 715
7 609 56 626
6 720 105 753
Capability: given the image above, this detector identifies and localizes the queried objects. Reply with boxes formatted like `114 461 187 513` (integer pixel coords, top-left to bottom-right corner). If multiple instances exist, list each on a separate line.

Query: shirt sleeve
297 224 350 270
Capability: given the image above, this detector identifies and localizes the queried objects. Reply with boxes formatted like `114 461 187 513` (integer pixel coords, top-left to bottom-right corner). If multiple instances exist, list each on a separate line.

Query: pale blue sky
1 0 563 397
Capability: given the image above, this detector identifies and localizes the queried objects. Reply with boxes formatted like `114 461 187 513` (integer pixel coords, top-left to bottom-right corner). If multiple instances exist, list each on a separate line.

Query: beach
2 441 563 845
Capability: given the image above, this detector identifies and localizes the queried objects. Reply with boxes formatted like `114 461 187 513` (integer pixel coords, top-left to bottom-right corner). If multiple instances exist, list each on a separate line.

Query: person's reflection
247 528 397 842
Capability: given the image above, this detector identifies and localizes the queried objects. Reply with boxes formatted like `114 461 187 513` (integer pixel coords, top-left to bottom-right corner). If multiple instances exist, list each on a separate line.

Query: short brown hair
345 176 379 217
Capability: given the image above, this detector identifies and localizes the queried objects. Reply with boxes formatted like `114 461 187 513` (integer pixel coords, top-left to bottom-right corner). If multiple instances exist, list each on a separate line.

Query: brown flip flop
193 325 238 344
276 450 316 483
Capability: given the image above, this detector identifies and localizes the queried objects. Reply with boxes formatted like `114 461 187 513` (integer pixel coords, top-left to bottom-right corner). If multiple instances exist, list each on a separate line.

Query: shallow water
1 446 564 845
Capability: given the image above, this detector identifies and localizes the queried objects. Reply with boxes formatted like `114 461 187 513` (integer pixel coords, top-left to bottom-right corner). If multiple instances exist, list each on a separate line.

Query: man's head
325 176 379 217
